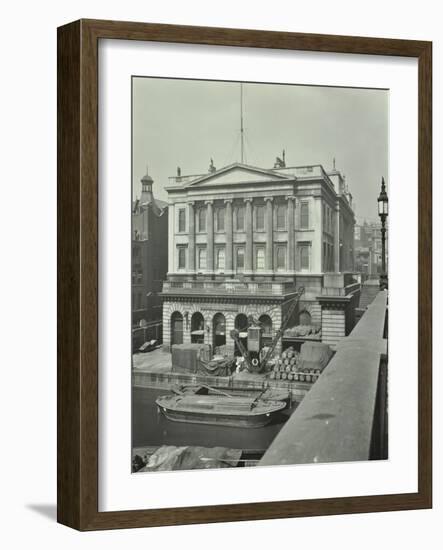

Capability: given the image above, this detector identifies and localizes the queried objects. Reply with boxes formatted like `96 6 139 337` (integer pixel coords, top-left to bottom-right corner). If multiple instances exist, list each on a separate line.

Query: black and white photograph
131 77 389 474
2 0 437 543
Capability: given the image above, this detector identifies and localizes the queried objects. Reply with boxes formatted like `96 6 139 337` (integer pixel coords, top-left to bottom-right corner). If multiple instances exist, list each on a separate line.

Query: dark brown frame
57 19 432 531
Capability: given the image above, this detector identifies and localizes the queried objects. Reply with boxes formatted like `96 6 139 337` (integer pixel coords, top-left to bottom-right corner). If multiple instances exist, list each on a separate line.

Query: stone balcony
161 279 298 297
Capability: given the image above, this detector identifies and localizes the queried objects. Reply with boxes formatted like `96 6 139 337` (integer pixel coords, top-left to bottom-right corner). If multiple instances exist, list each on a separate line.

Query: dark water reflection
132 386 299 451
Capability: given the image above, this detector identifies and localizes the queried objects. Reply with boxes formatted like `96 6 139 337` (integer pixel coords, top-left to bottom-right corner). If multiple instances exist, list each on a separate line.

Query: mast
240 83 244 164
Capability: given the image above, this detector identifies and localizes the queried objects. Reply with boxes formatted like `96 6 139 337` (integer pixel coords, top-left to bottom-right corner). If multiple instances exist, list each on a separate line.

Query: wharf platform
132 349 312 400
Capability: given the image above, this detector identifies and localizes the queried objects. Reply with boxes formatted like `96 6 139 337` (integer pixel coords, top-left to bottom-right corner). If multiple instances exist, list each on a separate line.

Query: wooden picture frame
57 19 432 530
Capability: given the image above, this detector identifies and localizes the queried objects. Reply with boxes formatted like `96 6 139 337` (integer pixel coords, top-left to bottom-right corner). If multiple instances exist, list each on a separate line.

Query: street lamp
377 177 388 290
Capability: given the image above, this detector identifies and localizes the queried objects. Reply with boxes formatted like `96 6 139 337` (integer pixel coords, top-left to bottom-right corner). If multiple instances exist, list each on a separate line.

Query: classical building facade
132 169 168 346
161 161 356 353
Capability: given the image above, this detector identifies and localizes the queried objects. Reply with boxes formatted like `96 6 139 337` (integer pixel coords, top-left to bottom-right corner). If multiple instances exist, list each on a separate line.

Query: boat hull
159 406 276 428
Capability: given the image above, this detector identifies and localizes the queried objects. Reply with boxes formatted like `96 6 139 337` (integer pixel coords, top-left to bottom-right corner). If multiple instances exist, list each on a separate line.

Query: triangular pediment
186 163 292 188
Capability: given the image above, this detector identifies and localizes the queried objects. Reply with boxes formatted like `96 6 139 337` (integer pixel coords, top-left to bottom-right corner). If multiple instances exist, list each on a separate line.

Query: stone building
354 221 386 275
132 169 168 345
161 159 356 353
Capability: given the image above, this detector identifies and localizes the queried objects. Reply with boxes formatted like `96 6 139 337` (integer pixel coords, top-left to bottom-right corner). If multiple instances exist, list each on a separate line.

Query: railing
132 321 162 351
162 279 297 296
321 273 361 297
260 290 388 465
321 281 361 297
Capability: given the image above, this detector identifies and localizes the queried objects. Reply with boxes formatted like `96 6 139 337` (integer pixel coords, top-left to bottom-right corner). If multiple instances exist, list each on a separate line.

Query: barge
171 383 291 405
156 393 287 428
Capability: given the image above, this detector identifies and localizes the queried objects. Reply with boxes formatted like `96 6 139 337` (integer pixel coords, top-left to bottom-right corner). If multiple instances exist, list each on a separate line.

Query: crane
230 286 305 373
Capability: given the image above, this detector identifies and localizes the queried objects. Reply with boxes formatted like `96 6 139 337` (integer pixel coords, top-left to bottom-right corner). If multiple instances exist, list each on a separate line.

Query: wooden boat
156 393 287 428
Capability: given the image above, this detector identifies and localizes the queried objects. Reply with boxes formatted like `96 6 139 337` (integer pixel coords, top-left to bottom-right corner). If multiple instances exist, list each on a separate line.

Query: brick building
161 159 356 353
132 169 168 344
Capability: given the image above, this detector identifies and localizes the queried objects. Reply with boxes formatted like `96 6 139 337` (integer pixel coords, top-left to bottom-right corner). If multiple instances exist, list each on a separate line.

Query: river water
132 386 299 452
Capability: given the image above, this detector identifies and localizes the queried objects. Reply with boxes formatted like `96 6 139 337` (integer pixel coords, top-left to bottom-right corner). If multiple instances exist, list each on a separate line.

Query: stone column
245 198 253 273
265 196 273 271
334 203 340 272
225 199 233 273
206 200 214 272
188 201 195 272
287 196 295 272
162 303 171 352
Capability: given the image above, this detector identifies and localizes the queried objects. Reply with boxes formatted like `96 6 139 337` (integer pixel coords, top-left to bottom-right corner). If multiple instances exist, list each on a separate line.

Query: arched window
235 313 248 331
170 311 183 345
191 311 204 331
259 314 273 336
213 313 226 349
233 313 248 356
191 312 205 344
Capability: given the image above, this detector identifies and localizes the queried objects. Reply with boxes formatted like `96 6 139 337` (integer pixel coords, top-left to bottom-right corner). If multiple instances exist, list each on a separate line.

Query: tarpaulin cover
284 324 322 337
139 445 242 471
171 343 210 373
196 357 233 377
297 341 333 372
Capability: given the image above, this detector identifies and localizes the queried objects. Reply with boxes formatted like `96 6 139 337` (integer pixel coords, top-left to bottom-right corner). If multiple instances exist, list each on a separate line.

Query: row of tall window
177 243 311 271
177 201 310 233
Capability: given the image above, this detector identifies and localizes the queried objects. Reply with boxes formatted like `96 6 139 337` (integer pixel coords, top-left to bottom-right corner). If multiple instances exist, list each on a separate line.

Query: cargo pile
283 324 322 339
171 343 234 377
268 341 333 383
268 347 321 382
214 344 228 357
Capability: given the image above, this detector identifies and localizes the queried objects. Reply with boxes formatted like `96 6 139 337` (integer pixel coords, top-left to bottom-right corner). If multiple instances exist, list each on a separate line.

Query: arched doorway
259 314 273 348
258 314 273 336
170 311 183 346
234 313 248 356
191 312 205 344
212 313 226 352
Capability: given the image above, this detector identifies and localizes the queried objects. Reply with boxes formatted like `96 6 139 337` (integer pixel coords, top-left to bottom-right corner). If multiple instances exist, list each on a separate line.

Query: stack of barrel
268 347 321 383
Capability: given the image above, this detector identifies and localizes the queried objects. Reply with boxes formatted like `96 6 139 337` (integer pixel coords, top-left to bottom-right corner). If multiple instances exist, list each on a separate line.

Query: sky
133 77 388 223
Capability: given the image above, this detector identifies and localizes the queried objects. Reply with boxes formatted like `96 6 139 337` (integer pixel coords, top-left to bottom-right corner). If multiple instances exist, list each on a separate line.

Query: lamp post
377 177 388 290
